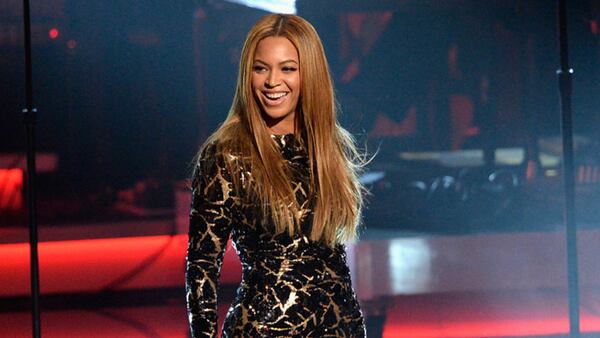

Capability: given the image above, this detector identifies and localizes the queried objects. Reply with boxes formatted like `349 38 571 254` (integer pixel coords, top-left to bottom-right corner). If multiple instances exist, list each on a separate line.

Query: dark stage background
2 0 600 337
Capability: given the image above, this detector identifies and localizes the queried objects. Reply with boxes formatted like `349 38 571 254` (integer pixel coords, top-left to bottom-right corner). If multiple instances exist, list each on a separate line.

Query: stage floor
2 221 600 337
2 288 600 337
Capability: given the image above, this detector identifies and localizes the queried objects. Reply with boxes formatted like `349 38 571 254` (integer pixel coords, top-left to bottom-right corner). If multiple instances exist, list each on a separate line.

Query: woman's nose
266 71 280 87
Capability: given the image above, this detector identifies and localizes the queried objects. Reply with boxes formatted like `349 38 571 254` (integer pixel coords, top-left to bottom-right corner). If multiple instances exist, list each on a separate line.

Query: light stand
21 0 41 337
556 0 580 336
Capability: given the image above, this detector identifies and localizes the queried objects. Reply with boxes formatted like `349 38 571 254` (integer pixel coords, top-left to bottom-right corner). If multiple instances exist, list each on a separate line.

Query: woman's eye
282 67 297 72
253 66 266 72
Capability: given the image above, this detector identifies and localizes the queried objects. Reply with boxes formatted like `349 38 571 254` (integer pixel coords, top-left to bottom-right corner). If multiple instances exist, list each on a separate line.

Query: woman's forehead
254 37 299 62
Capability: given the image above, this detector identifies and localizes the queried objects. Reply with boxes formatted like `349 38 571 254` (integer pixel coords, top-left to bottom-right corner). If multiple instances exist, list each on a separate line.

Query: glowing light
591 20 598 35
388 238 432 294
49 28 59 39
0 169 23 211
0 234 241 296
359 171 385 185
225 0 296 14
67 39 77 49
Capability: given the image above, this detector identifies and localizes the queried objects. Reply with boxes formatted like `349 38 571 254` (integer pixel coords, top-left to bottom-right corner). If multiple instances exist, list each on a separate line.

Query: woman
186 14 366 337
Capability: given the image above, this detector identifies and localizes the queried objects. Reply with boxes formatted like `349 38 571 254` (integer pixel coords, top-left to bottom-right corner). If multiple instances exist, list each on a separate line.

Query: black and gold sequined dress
186 134 365 337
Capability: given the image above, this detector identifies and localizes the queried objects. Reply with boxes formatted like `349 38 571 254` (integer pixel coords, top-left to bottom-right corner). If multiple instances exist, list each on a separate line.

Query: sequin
186 134 365 337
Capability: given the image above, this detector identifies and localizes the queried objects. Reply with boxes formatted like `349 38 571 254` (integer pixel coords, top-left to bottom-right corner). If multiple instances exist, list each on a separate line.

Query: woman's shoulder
195 142 229 175
197 139 220 160
196 137 249 176
200 122 249 156
201 137 248 160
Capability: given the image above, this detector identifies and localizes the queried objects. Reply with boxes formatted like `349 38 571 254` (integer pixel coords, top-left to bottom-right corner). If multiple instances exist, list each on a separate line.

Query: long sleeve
186 145 237 338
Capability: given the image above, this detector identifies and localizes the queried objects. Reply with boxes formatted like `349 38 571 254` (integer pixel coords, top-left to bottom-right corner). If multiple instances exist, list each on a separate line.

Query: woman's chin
261 108 294 124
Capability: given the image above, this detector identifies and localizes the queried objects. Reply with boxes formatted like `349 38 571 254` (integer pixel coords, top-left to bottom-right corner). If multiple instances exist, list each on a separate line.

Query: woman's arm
186 145 236 338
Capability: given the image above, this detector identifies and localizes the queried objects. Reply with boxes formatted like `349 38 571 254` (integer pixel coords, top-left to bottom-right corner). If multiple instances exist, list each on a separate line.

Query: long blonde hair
200 14 364 246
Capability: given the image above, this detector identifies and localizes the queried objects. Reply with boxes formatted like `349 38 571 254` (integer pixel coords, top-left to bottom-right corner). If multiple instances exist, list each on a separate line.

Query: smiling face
251 36 301 135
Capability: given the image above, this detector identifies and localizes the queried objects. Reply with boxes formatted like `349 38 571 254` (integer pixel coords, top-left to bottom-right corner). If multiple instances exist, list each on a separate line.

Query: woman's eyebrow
253 59 298 65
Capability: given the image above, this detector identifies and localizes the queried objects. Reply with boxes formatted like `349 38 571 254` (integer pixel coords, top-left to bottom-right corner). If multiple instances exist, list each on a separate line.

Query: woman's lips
262 91 289 105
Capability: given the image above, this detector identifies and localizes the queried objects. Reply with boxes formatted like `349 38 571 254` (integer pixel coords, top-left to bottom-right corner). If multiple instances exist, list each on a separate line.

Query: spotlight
224 0 296 14
49 28 59 39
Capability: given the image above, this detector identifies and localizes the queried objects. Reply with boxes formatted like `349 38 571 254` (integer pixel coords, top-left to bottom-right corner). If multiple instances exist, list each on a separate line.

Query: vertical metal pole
22 0 41 337
556 0 580 336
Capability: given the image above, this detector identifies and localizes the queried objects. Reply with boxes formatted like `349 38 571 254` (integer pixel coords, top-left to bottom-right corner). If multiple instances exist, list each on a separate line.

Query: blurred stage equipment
362 139 600 231
557 0 580 336
361 151 525 232
21 0 41 337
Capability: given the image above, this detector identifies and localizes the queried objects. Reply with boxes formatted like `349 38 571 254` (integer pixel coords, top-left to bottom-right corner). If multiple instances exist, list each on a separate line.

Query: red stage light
0 234 241 297
0 169 23 211
49 28 59 39
591 20 598 35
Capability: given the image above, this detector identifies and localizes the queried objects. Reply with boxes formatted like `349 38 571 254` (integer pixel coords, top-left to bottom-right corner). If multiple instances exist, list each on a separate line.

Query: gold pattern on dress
186 134 365 337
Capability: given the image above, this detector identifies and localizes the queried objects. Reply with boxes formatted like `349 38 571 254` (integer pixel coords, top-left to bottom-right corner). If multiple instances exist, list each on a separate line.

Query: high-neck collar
270 133 307 161
270 133 296 146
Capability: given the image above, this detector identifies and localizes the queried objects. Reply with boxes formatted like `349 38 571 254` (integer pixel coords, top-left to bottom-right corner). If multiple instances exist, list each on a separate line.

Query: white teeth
264 92 287 99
